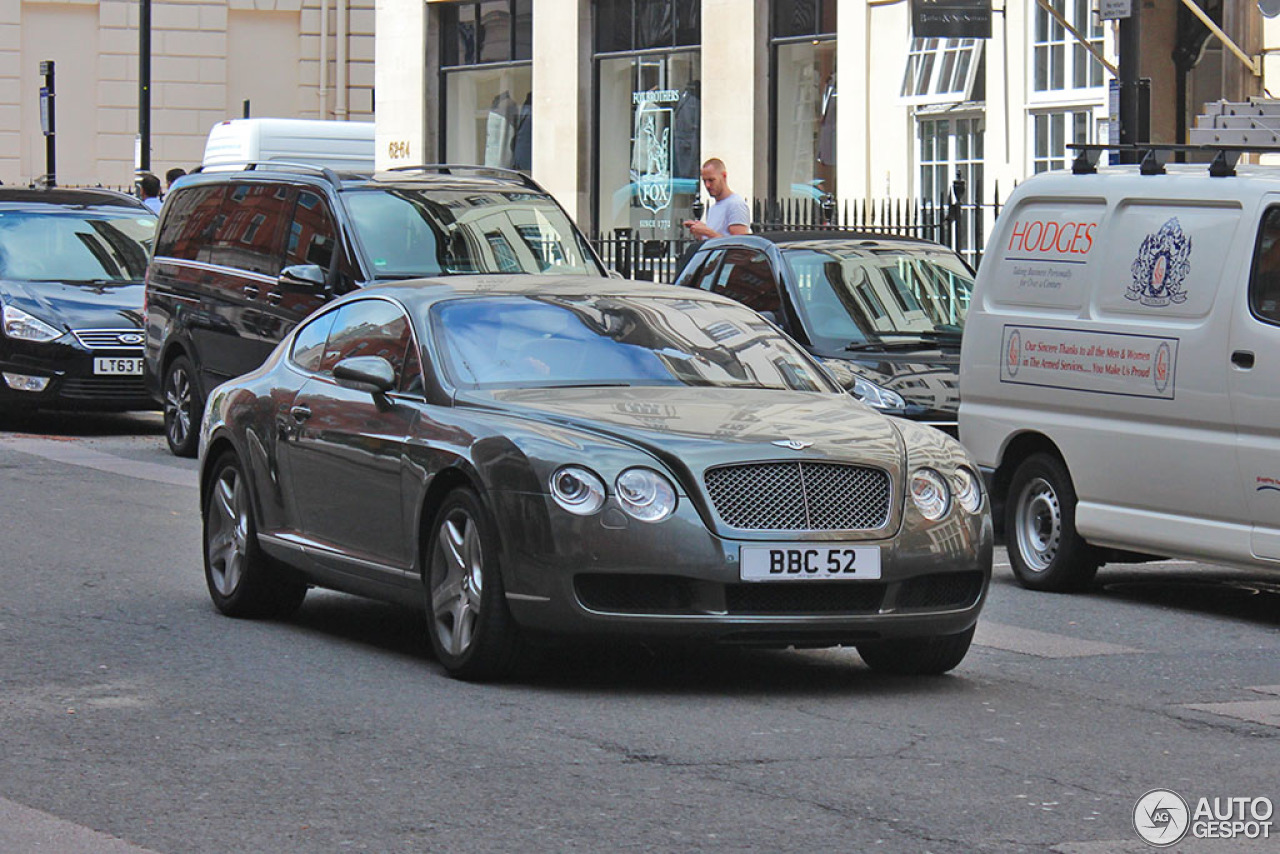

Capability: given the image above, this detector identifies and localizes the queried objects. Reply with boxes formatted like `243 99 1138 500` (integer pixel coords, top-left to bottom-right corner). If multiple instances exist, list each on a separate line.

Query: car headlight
549 466 607 515
851 375 906 410
2 304 62 342
615 467 677 523
953 466 982 514
910 467 951 521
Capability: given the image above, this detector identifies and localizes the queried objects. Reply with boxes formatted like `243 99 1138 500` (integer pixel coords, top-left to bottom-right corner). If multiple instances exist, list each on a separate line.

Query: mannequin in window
486 85 518 168
511 92 533 171
817 72 837 166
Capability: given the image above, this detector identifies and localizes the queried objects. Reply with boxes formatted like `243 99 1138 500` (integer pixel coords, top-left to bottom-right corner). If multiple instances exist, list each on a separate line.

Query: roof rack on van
194 160 344 186
1067 142 1280 178
385 163 546 194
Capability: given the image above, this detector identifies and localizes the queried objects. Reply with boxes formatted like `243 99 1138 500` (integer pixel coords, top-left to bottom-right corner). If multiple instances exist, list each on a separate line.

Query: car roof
344 275 744 310
0 187 152 211
697 231 951 252
183 162 549 195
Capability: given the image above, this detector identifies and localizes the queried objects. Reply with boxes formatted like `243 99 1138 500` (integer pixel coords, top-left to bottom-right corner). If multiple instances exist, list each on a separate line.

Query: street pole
1117 2 1144 162
139 0 151 173
38 60 55 187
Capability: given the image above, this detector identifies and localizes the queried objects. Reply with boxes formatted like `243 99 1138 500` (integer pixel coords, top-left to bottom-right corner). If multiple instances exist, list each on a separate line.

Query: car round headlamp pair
549 465 676 522
910 465 982 520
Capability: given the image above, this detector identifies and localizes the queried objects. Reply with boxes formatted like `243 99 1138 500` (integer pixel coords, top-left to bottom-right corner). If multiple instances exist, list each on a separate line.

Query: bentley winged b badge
772 439 813 451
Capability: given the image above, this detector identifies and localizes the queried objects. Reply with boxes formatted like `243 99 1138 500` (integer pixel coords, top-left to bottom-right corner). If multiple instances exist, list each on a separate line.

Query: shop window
1032 110 1096 174
901 38 983 104
440 0 533 169
595 0 699 54
771 1 836 202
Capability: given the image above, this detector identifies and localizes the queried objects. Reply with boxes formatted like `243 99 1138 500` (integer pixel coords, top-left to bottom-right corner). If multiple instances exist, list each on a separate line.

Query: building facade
377 0 1280 258
1 0 375 187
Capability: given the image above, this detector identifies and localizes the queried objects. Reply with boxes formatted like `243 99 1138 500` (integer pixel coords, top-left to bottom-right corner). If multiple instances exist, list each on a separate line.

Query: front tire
425 488 519 681
857 626 976 675
1006 453 1098 592
163 355 202 458
203 451 307 618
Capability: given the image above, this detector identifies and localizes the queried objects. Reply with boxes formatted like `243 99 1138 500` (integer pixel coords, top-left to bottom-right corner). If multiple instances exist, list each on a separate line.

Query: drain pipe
318 0 329 117
336 0 348 119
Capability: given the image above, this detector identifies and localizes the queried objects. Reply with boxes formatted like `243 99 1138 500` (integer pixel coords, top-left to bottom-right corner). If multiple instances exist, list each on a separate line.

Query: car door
257 188 348 345
1230 202 1280 561
700 247 790 329
281 297 422 583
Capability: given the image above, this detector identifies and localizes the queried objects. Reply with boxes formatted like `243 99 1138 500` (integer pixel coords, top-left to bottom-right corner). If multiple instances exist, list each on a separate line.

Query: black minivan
145 163 606 455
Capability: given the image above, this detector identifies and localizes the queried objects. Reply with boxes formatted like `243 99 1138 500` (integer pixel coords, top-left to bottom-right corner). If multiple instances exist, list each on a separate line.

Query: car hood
0 279 145 331
463 385 906 473
817 351 960 419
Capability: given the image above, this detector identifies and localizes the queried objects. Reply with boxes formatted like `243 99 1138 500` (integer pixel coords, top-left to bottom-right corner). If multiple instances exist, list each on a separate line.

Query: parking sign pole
38 60 55 187
138 0 151 173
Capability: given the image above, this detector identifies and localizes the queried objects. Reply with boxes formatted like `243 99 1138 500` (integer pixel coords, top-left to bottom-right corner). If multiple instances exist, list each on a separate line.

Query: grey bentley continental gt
198 276 992 680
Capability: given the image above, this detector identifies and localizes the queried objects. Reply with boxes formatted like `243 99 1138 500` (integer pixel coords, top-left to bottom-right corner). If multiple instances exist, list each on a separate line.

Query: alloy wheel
165 365 192 450
431 508 484 658
206 466 250 597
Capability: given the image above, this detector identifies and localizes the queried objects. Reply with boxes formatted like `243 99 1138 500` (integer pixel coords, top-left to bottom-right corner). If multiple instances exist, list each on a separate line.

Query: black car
0 188 157 412
198 276 992 681
145 162 606 456
675 232 975 434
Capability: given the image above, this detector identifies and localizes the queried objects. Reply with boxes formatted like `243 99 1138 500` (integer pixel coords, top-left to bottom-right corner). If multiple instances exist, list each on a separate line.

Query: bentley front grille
704 461 891 531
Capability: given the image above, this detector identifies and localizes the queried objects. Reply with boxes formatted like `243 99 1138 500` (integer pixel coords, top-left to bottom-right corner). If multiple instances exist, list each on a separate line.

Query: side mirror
278 264 326 291
333 356 396 395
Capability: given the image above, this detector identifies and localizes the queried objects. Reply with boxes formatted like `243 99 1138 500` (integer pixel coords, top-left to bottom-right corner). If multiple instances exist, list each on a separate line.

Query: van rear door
1229 202 1280 562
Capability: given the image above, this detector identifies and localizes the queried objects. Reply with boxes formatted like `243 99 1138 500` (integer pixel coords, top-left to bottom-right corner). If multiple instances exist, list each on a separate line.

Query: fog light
2 372 50 392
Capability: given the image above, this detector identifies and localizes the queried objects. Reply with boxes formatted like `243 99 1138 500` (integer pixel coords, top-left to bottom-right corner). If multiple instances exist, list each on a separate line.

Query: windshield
432 294 838 392
343 188 602 278
781 242 974 348
0 210 155 282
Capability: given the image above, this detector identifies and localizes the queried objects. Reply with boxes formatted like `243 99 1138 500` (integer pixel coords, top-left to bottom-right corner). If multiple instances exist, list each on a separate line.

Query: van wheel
1006 453 1098 592
163 355 202 458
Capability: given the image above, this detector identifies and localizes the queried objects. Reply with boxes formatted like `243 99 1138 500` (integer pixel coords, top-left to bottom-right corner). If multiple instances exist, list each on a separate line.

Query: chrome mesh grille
73 329 145 350
704 461 891 531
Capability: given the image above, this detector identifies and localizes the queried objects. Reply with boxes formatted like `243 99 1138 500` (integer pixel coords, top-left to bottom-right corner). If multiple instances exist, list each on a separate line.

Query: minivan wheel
163 355 202 458
203 451 307 618
424 488 520 681
1006 453 1098 592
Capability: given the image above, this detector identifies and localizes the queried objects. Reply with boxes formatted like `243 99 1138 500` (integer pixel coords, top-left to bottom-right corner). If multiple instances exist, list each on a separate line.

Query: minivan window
342 188 601 278
154 185 224 261
0 210 155 281
207 183 291 276
285 190 338 274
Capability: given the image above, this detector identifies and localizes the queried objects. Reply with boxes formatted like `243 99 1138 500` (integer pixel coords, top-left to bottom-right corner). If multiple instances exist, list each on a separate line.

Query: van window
1250 206 1280 325
285 190 338 275
154 185 225 262
206 182 291 276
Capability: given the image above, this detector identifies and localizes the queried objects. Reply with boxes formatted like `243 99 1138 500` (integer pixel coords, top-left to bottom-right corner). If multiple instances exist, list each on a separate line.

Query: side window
206 182 291 276
320 299 415 389
686 250 725 291
285 191 338 274
1251 206 1280 325
289 308 339 373
154 185 225 261
712 248 781 313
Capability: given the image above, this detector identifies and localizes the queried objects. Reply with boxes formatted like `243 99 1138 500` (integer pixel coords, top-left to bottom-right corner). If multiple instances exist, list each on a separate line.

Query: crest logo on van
1126 218 1191 307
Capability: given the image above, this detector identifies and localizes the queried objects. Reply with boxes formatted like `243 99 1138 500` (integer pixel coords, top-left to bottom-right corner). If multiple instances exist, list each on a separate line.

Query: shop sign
632 89 677 216
910 0 992 39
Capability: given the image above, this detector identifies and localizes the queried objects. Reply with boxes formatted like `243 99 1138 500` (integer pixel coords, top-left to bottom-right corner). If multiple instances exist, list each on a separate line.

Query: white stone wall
1 0 375 187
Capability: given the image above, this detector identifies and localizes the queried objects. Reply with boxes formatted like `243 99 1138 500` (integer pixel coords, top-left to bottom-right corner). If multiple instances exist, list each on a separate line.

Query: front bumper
495 491 993 645
1 334 154 411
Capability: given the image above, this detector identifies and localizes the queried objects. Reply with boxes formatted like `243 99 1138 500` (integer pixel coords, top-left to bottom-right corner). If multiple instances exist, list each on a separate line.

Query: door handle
243 285 260 299
265 291 282 305
1232 350 1255 369
290 405 312 422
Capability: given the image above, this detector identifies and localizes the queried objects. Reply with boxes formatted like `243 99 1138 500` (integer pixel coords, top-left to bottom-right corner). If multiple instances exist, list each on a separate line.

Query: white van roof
202 118 375 172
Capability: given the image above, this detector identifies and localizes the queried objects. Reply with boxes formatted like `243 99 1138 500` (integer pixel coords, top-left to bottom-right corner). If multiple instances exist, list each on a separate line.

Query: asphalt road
0 411 1276 853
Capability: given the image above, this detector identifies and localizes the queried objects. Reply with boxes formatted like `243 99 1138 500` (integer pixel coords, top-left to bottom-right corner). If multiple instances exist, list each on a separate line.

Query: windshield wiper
845 339 933 352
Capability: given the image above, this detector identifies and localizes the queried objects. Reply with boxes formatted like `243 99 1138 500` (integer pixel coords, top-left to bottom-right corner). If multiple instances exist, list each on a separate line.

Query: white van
960 148 1280 590
202 118 375 172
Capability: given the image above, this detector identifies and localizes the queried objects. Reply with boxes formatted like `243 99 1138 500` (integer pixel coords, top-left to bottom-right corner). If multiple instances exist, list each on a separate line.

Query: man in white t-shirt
683 158 750 240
